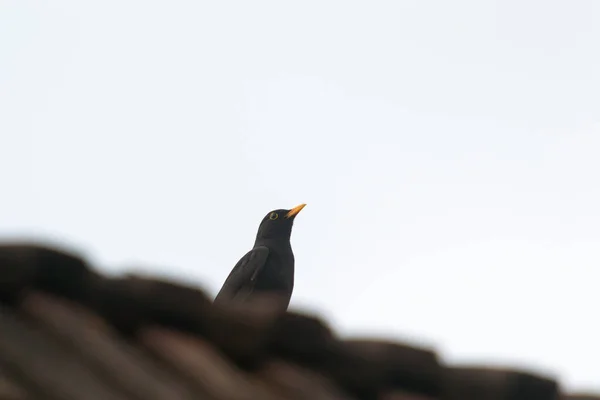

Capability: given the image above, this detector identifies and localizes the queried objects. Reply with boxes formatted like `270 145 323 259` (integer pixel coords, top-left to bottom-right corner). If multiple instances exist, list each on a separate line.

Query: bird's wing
213 246 270 304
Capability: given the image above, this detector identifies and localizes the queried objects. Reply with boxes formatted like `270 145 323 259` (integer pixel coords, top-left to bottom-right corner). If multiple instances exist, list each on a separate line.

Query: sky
1 0 599 392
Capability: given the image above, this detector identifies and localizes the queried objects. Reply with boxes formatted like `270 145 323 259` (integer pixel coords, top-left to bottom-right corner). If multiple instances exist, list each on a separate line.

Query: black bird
213 204 306 310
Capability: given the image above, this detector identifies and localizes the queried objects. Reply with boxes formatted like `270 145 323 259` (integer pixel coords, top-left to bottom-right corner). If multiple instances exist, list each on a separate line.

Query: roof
0 242 597 400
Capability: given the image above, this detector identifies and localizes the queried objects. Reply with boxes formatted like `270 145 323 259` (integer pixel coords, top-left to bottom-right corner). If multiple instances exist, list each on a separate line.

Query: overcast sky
2 0 599 392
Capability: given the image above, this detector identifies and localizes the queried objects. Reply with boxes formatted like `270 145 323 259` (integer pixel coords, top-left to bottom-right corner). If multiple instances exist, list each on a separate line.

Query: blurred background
1 0 599 392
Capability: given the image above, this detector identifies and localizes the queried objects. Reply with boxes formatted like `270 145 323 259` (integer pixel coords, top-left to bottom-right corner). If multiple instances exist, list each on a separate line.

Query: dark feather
213 246 270 304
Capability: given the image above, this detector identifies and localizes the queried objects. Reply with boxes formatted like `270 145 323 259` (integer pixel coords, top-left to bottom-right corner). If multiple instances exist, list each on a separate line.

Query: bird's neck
254 236 292 249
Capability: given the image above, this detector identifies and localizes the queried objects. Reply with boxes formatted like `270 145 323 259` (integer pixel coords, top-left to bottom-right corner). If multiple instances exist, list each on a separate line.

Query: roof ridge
0 243 597 400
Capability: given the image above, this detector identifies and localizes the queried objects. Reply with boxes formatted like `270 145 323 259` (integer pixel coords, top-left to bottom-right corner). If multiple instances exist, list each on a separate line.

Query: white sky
1 0 599 393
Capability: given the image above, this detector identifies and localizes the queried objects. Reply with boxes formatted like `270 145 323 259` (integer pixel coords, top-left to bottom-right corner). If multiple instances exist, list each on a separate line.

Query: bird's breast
255 249 294 291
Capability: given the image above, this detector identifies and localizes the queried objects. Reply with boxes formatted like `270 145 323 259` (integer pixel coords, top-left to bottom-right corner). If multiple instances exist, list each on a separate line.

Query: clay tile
203 299 282 368
264 315 399 399
20 291 199 400
139 327 281 400
443 366 560 400
90 275 212 335
0 303 131 400
256 359 350 400
0 243 96 305
0 365 29 400
343 340 442 397
91 277 277 368
266 311 337 365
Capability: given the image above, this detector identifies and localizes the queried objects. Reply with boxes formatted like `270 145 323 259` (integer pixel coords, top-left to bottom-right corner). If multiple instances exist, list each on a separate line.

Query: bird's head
255 203 306 242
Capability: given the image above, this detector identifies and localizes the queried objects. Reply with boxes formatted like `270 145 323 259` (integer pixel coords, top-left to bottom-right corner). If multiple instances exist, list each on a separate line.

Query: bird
213 203 306 310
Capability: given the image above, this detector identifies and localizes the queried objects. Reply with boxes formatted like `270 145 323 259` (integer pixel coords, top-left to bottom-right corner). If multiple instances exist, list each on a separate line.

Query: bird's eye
269 212 279 220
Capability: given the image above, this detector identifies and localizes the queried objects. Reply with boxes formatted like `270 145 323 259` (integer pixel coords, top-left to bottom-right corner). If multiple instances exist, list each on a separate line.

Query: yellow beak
285 203 306 219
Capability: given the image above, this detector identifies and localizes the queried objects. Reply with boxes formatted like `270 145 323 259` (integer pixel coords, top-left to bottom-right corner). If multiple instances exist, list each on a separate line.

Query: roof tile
0 242 598 400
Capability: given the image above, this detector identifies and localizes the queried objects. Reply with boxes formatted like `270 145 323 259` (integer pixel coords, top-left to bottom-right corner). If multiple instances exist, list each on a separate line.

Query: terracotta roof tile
0 303 129 400
0 365 29 400
20 291 198 400
0 242 598 400
442 366 559 400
